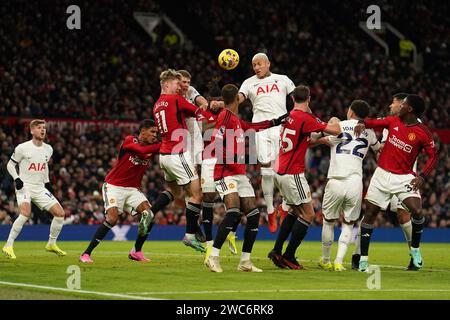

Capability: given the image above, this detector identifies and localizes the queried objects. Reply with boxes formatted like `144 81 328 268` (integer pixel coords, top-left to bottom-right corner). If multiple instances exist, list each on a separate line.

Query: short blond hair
160 69 182 86
29 119 46 130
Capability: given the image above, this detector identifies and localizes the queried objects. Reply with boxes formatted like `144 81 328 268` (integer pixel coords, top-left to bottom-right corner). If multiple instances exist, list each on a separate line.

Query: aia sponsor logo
256 84 280 95
28 163 46 171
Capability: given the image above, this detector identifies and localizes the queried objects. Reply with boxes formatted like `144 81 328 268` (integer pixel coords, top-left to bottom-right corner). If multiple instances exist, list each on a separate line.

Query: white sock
261 168 275 213
210 247 220 257
185 233 195 240
6 215 29 247
335 223 353 264
48 217 64 245
321 220 334 263
400 220 412 249
353 222 361 255
206 240 213 247
241 252 251 261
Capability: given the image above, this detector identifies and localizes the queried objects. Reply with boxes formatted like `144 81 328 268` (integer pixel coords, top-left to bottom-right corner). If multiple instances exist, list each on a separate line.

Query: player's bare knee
202 192 216 203
49 203 64 217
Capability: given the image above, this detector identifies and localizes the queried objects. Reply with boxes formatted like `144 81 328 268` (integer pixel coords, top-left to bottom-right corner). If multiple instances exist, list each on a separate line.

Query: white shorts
322 175 362 223
102 183 148 215
159 151 199 185
215 175 255 199
256 125 281 164
365 167 421 211
388 195 408 212
274 173 311 206
186 118 204 165
201 158 217 193
16 184 59 211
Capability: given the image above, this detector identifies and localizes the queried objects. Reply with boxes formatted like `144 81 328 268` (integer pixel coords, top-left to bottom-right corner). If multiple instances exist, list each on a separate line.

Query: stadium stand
1 0 448 228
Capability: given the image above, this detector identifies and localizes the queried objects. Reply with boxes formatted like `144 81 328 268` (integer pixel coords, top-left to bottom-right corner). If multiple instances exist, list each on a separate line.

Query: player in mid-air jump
153 69 216 253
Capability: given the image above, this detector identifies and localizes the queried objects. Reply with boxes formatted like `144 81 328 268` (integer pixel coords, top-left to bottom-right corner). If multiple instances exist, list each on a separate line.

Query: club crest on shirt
228 183 235 189
408 133 416 141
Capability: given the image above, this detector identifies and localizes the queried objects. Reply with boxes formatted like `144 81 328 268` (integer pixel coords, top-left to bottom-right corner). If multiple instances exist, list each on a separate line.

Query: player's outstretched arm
123 137 161 157
323 122 342 136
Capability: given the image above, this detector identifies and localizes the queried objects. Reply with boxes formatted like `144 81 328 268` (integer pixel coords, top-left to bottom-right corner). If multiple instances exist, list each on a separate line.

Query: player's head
221 84 239 110
292 85 310 106
252 53 271 79
348 100 370 120
389 92 408 116
29 119 46 141
177 69 191 95
138 119 158 144
160 69 182 94
400 94 425 118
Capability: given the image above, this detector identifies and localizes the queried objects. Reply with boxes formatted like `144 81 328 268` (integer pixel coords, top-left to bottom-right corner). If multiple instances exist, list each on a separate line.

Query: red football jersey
153 94 215 154
105 136 160 188
213 109 271 180
364 116 437 177
201 112 219 160
274 110 327 175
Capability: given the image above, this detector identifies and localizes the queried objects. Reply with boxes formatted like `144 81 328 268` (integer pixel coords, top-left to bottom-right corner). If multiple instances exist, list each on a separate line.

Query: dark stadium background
0 0 448 230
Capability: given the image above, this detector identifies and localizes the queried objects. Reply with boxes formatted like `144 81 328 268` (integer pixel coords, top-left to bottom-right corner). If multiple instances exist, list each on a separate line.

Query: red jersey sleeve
122 136 160 157
240 119 271 131
419 127 438 178
177 96 198 117
364 116 394 129
178 95 216 122
303 113 327 133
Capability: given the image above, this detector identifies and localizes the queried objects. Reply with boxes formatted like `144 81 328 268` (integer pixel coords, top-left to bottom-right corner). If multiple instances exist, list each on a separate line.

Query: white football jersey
10 140 53 186
239 73 295 122
327 120 380 178
381 118 421 172
183 86 204 158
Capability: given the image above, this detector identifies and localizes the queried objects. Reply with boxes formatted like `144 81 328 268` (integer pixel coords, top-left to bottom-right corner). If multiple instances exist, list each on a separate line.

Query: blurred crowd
0 0 449 228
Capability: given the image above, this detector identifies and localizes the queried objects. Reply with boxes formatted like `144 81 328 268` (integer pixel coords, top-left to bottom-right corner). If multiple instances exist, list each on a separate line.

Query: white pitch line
67 251 450 273
0 280 163 300
125 288 450 295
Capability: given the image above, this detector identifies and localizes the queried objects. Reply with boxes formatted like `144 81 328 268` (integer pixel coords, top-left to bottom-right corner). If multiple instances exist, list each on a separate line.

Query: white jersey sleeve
11 144 25 163
185 86 201 105
239 79 251 99
327 119 375 178
283 75 296 95
381 128 389 144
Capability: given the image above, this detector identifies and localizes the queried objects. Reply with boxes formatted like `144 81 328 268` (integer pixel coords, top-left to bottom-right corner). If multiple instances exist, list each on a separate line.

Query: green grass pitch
0 241 449 300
